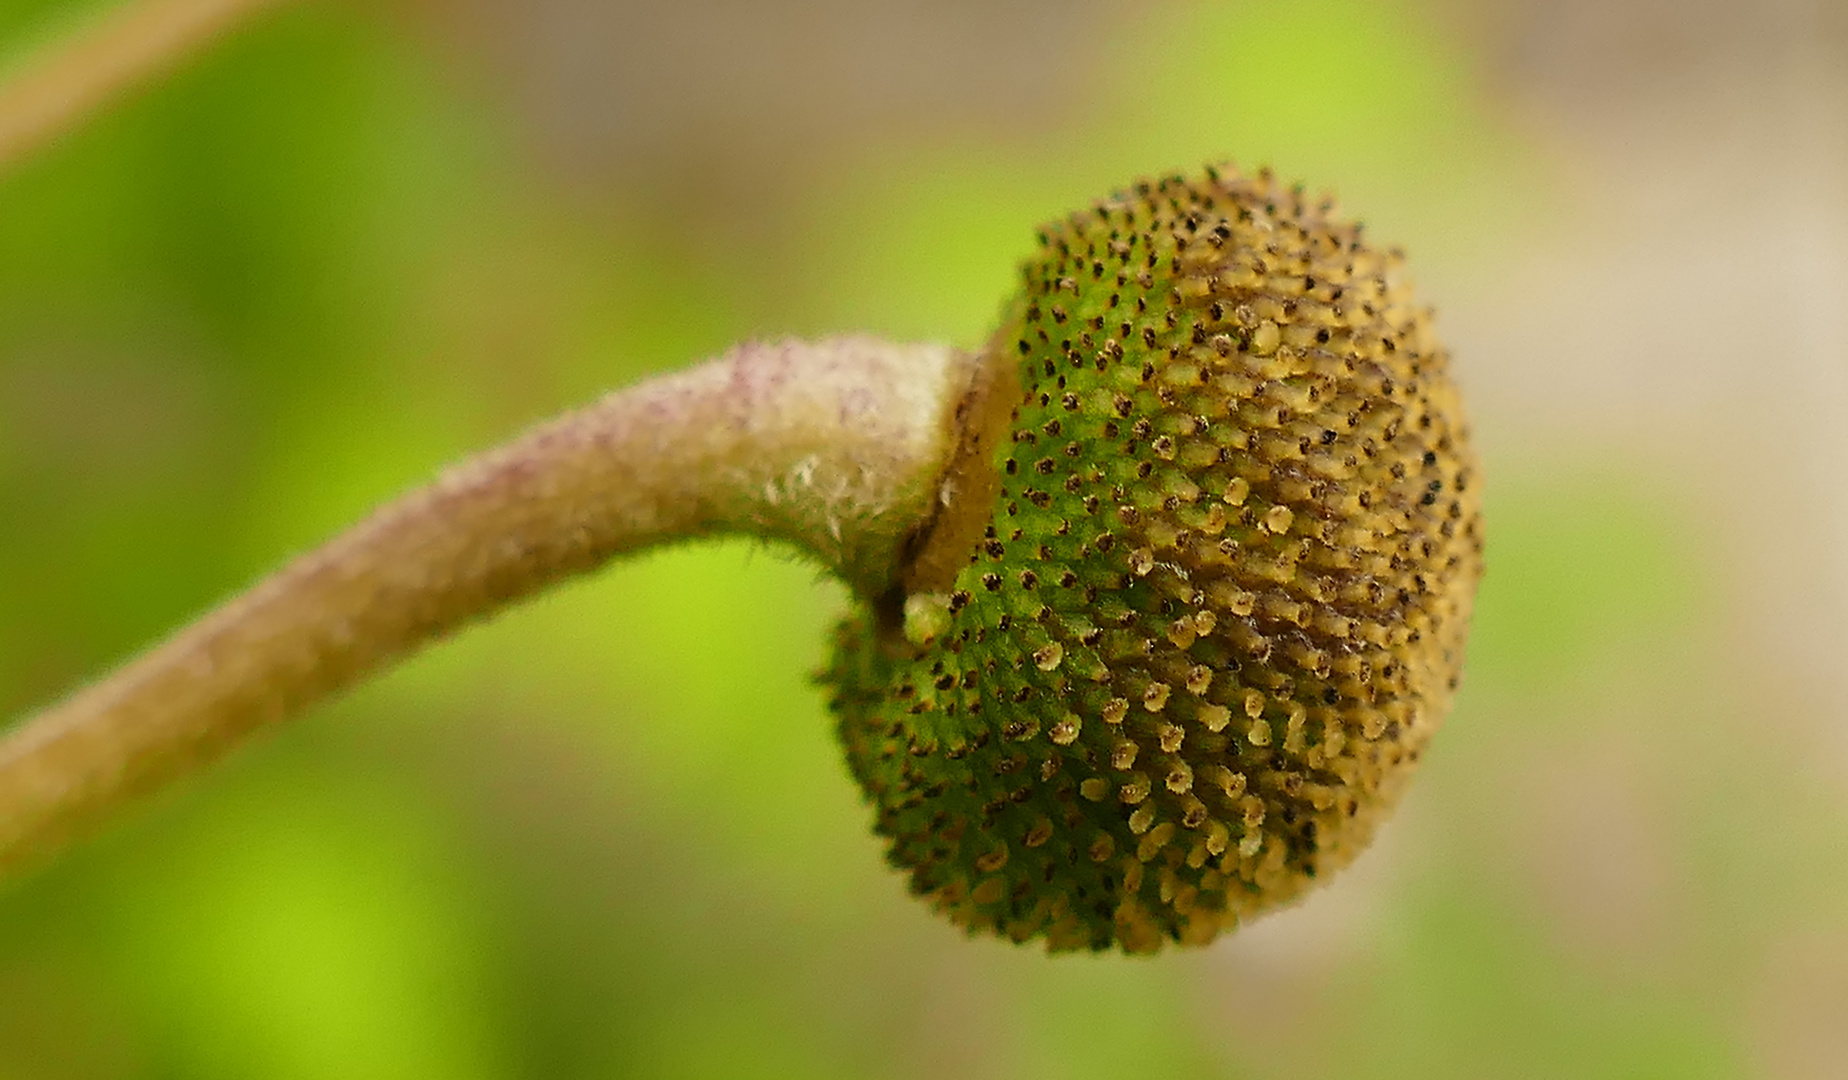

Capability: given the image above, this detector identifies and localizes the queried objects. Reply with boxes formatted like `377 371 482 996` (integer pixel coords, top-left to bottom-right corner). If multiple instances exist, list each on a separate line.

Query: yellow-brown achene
826 165 1485 952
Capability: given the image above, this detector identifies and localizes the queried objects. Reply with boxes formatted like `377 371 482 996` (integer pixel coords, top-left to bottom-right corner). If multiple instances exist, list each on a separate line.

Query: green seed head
824 165 1484 952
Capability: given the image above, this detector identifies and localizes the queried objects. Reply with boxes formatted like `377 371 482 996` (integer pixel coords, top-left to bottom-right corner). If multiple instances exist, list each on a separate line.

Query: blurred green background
4 0 1848 1076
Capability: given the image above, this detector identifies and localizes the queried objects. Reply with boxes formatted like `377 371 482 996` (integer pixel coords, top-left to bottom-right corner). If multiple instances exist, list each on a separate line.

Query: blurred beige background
1 0 1846 1077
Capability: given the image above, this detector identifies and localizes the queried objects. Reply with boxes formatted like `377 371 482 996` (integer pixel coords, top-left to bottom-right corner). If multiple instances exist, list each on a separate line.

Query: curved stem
0 0 292 176
0 337 978 876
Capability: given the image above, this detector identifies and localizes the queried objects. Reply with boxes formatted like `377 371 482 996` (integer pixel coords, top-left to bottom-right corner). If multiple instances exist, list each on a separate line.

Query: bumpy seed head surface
824 165 1484 952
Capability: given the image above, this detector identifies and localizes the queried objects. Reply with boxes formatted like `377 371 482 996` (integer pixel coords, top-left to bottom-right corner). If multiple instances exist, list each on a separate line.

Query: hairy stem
0 0 291 176
0 337 979 876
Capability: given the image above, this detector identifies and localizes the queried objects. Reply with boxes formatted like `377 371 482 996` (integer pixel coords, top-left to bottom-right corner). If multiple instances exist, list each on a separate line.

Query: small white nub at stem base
0 336 983 878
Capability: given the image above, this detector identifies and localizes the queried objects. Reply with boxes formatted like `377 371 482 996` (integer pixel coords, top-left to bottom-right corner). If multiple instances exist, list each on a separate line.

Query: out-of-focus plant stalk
0 0 293 175
0 338 981 877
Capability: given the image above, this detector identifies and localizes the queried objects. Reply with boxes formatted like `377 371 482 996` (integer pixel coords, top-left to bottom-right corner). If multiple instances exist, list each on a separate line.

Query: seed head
824 165 1484 952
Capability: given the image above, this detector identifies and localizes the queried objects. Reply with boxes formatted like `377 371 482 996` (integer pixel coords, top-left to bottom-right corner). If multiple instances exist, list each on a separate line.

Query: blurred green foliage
3 1 1844 1078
